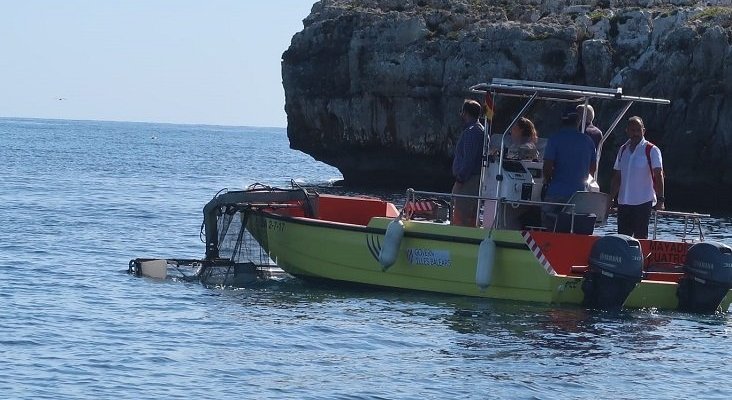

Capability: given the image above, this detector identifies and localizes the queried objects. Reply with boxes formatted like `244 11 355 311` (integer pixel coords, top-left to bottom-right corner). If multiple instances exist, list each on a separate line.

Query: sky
0 0 317 127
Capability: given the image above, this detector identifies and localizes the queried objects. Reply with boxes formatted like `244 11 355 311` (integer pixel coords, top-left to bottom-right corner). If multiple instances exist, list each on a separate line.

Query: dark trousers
541 194 570 231
617 201 653 239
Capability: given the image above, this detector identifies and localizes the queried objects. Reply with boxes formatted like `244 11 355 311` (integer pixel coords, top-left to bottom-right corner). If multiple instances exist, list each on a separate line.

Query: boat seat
548 191 610 234
317 195 398 225
564 191 610 226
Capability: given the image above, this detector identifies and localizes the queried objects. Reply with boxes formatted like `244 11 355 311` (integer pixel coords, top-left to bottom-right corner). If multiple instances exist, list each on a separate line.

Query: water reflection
153 265 732 399
441 299 732 363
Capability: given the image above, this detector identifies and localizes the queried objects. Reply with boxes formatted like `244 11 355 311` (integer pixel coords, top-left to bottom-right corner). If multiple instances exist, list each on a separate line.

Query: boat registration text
406 248 451 267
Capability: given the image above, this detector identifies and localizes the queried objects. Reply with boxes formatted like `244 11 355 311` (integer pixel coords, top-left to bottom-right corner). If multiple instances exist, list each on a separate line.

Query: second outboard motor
582 234 644 311
677 242 732 313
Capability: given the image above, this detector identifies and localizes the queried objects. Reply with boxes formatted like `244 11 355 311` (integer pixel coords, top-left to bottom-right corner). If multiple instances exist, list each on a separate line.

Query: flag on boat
485 91 495 121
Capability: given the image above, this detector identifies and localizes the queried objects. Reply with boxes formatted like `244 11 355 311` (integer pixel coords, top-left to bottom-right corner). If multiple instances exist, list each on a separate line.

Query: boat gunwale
251 209 530 250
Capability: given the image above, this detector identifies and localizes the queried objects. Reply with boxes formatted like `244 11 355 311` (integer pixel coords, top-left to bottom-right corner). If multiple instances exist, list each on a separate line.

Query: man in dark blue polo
541 106 597 230
451 99 484 227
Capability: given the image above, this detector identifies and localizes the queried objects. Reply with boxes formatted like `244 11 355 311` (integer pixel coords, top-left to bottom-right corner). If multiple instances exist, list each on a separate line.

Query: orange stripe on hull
522 231 690 283
523 231 598 276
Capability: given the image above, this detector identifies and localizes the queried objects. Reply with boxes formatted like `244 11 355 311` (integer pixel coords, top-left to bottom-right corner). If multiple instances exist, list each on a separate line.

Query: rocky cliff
282 0 732 213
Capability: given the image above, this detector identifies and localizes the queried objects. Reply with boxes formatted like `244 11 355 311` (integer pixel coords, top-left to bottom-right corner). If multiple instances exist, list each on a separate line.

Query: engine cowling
677 241 732 313
582 234 644 311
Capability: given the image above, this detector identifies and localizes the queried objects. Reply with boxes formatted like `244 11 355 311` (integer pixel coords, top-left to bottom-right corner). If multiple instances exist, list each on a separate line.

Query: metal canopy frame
469 78 670 105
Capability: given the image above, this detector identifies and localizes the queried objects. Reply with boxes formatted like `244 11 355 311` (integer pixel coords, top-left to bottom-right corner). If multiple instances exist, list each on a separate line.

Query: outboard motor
677 242 732 313
582 234 644 311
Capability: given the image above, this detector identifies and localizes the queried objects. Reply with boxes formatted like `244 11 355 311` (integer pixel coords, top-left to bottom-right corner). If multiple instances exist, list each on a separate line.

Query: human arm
588 138 598 176
609 148 623 208
653 167 665 210
453 146 469 183
453 127 484 183
650 146 664 210
543 159 554 183
452 134 468 183
542 138 556 183
609 170 621 208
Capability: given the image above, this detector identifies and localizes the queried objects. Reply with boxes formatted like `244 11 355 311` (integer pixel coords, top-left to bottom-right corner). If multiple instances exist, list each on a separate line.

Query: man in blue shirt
541 106 597 230
451 99 485 227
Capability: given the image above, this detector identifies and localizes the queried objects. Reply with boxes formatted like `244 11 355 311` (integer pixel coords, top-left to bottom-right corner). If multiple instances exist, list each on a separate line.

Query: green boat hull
247 212 732 311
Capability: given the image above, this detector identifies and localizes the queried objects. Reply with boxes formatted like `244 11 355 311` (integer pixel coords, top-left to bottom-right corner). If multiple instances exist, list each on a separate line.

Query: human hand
655 201 665 211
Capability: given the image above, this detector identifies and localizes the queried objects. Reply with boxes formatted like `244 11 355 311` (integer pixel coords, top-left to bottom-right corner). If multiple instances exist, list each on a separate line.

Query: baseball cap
561 105 578 121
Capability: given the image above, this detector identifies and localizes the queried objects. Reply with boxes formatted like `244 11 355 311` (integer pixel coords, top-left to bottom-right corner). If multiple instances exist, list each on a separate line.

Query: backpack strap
619 142 656 185
645 142 656 185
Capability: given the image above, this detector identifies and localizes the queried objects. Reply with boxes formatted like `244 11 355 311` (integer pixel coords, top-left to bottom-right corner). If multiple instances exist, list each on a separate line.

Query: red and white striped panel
521 231 557 276
406 201 434 213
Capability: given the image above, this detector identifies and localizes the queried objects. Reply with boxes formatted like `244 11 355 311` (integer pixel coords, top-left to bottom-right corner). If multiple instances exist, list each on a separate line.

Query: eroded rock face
282 0 732 212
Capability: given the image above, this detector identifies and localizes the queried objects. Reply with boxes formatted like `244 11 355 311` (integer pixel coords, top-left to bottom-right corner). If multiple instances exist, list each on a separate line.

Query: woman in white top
610 116 665 239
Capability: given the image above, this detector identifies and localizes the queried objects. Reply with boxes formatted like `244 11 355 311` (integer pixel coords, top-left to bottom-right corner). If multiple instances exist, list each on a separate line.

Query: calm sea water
1 118 731 399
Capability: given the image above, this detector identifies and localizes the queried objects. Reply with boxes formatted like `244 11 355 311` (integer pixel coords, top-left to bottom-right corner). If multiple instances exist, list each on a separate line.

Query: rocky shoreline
282 0 732 213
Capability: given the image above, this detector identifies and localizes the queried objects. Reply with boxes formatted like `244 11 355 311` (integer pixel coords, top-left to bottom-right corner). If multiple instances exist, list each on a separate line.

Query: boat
130 79 732 313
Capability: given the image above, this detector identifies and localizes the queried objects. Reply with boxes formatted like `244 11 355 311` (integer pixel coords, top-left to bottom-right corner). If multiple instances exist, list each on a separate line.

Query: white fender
476 238 496 289
140 259 168 279
378 218 404 270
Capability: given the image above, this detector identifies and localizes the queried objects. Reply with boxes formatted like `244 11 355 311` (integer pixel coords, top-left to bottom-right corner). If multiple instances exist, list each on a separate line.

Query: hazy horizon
0 114 289 129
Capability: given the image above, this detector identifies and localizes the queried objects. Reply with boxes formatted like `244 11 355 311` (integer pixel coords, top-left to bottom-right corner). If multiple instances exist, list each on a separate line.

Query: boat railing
496 198 588 233
407 188 566 208
406 189 710 239
405 188 587 232
651 209 710 242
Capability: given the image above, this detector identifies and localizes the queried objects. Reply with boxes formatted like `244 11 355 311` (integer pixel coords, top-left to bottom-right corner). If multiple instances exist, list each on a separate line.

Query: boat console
480 158 544 230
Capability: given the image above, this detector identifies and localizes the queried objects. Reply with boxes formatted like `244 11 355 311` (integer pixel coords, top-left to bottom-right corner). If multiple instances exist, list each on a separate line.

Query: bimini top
469 78 670 105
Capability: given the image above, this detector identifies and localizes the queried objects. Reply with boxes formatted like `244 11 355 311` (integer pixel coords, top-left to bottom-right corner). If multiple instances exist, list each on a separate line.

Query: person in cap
451 99 485 227
576 104 603 149
541 105 597 230
609 116 664 239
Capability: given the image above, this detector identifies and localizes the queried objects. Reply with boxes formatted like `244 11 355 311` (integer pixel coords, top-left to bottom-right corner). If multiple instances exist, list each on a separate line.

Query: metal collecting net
195 207 279 286
215 207 275 266
129 207 281 287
